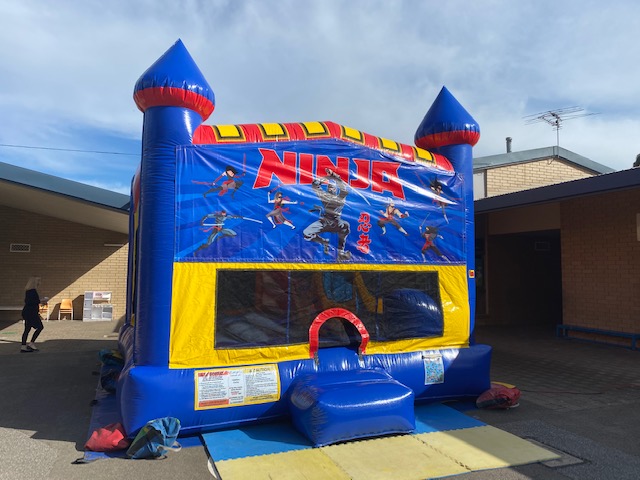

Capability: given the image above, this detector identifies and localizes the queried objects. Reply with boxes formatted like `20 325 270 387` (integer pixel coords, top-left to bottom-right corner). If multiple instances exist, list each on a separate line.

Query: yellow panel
261 123 285 136
321 435 469 480
216 449 350 480
380 137 400 152
417 426 560 470
342 126 363 142
259 123 289 139
301 121 327 135
215 124 244 139
413 146 435 164
170 262 469 368
170 262 217 365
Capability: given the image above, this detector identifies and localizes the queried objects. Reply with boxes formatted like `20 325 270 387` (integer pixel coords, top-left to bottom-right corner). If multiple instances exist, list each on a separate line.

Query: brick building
474 146 640 349
473 146 614 199
0 161 129 325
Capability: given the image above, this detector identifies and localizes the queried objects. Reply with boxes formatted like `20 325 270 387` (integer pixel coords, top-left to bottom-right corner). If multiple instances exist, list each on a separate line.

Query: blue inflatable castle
117 40 491 446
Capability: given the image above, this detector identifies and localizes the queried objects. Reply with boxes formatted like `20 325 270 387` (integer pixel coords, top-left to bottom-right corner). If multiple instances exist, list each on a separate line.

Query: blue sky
1 0 639 193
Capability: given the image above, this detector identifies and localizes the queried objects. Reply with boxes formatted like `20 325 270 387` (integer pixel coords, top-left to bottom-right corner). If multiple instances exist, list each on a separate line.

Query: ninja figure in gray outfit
303 168 351 261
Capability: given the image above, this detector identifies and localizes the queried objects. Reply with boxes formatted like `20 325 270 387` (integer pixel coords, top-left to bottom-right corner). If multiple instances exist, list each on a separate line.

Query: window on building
473 171 486 200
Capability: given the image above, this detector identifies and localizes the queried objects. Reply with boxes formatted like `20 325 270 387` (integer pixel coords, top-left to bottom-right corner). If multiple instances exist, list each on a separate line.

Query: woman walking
21 277 44 353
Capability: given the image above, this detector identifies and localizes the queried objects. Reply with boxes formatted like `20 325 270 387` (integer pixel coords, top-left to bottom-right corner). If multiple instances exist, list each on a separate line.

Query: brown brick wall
486 158 594 197
561 189 640 336
0 205 128 323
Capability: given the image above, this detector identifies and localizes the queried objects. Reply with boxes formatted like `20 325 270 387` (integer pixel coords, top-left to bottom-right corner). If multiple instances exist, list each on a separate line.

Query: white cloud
1 0 639 190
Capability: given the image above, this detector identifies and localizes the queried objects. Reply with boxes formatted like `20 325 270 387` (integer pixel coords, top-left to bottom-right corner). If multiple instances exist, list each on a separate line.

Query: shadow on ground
0 319 118 450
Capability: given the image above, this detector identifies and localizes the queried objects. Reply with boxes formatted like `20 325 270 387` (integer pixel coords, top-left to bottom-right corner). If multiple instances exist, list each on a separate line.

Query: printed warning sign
195 364 280 410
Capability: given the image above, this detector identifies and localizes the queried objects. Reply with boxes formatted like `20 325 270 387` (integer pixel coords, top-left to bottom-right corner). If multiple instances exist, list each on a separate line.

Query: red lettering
315 155 349 180
252 150 405 200
371 161 404 200
253 149 297 188
356 234 372 254
198 370 228 378
299 153 314 185
350 159 370 189
357 223 371 233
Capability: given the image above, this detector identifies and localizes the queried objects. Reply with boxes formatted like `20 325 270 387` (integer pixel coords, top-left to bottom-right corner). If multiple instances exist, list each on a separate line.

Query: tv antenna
524 106 599 150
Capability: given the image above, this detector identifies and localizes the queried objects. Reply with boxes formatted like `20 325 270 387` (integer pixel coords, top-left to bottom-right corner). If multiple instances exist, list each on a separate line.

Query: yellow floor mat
321 435 469 480
215 449 350 480
417 425 560 470
213 426 559 480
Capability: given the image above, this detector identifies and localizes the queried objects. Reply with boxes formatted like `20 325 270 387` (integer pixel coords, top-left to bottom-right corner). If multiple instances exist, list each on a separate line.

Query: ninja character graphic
378 201 410 236
196 210 262 252
303 168 351 261
196 211 241 251
266 191 297 229
419 225 447 261
203 165 244 198
430 179 450 223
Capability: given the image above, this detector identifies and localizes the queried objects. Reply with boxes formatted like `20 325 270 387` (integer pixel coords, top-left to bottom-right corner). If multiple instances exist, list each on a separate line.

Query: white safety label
195 364 280 409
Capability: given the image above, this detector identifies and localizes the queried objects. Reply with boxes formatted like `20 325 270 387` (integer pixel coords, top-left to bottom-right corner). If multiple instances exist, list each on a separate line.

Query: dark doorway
485 230 562 327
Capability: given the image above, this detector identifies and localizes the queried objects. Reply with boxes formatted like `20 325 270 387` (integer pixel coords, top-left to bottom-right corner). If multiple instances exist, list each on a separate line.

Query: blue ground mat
81 378 201 462
81 382 128 462
202 402 485 462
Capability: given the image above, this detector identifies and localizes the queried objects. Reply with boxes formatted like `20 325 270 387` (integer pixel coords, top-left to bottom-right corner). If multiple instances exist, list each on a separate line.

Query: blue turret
131 40 214 366
415 87 480 340
134 39 215 121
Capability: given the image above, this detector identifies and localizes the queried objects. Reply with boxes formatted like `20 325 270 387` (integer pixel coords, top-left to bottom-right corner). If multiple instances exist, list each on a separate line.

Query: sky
1 0 640 194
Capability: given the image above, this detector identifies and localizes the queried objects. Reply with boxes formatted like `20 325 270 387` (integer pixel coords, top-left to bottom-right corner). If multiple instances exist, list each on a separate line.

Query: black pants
22 314 44 344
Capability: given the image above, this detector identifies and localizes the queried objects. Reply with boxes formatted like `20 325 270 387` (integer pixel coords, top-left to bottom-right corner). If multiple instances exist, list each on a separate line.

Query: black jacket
22 288 40 319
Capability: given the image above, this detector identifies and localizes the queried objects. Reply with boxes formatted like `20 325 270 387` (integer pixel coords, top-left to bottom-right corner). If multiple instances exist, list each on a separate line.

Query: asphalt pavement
1 318 638 480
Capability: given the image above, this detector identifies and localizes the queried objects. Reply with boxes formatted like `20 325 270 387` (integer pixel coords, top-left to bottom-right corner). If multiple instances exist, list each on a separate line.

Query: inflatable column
414 87 480 339
130 40 215 366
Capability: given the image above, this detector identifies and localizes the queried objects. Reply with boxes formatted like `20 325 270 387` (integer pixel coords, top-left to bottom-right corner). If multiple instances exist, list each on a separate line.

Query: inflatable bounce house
117 40 491 446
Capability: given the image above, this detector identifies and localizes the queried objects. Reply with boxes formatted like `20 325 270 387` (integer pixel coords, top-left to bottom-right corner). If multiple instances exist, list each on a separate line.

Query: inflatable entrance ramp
117 39 491 445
